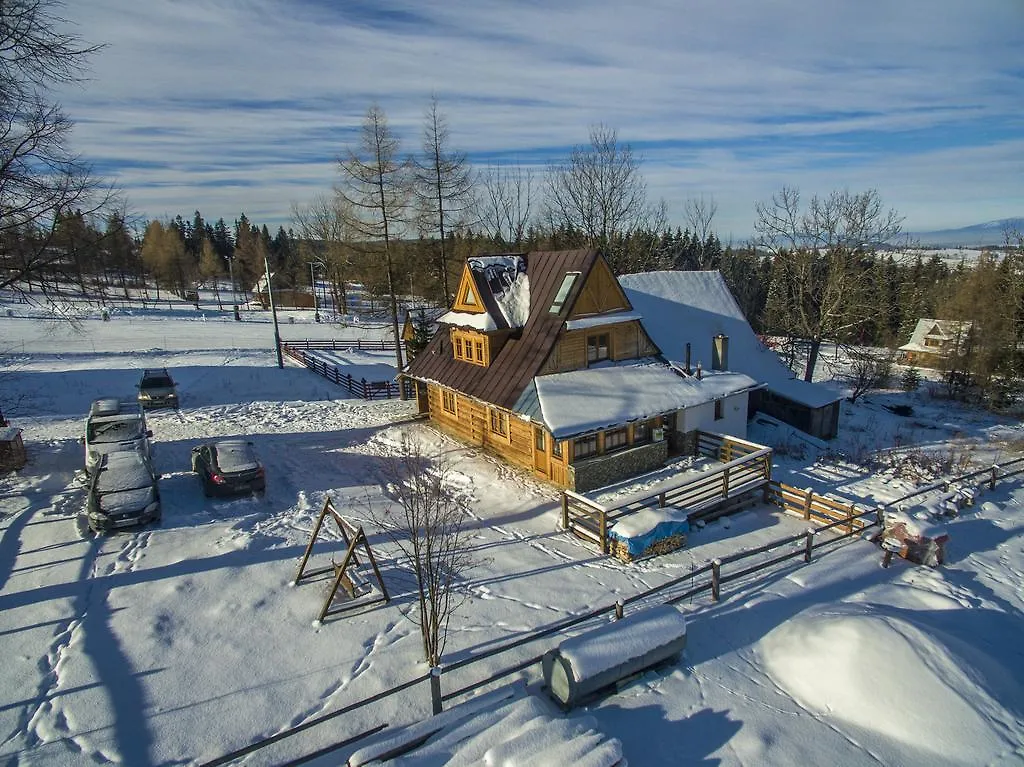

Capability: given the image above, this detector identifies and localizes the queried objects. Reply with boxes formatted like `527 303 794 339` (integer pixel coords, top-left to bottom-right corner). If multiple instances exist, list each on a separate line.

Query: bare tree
413 98 474 302
844 346 893 402
1 0 110 290
478 161 534 249
369 432 475 667
544 124 651 247
684 195 718 269
337 105 411 373
292 193 356 315
755 187 904 381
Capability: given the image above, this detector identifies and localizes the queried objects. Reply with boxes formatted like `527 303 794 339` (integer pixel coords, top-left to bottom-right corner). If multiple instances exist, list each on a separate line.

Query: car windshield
143 376 173 388
88 420 144 443
97 461 153 493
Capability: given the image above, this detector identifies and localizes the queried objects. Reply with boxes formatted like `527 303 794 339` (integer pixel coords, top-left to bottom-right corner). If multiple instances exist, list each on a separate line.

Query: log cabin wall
539 320 658 375
426 383 537 474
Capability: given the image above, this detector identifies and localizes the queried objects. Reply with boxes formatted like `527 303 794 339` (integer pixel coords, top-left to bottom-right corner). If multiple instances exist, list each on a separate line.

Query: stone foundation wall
569 440 668 492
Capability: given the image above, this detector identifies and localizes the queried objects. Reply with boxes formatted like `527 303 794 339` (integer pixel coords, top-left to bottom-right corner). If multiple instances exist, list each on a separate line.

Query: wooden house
898 319 973 369
404 251 760 491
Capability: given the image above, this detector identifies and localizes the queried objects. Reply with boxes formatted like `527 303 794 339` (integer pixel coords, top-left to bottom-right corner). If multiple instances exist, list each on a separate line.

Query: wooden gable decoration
401 313 415 342
568 256 632 318
452 265 485 314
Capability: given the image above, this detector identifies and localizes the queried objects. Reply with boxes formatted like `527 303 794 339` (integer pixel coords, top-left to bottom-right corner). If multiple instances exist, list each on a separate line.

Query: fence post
802 487 813 521
990 464 998 490
561 493 569 530
429 666 443 715
722 466 730 498
711 559 722 602
875 504 886 529
804 528 815 563
659 492 666 508
614 600 624 620
599 512 608 554
361 378 368 399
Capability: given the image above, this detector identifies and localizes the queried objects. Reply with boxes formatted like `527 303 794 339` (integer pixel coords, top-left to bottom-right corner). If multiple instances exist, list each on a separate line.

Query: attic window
549 272 579 314
463 286 477 306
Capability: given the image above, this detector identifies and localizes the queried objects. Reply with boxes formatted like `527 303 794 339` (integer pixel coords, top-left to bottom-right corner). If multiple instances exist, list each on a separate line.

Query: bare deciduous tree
478 161 534 249
413 98 474 302
369 433 475 667
292 193 357 315
337 105 411 373
544 124 652 247
844 346 893 402
756 187 904 381
684 195 718 269
1 0 111 290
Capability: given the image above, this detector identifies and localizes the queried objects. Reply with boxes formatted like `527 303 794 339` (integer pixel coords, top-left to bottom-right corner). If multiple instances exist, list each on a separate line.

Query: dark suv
137 368 179 410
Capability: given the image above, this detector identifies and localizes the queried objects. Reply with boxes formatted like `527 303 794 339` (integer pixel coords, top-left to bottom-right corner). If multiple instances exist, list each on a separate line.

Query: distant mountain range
907 217 1024 248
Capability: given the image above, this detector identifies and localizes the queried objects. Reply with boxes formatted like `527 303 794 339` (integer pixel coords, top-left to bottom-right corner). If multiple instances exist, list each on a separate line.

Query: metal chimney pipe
685 343 692 374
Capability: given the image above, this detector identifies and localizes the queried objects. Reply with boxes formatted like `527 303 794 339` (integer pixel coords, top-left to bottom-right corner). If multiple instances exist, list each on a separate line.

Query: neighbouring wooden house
618 271 842 440
898 319 974 369
403 251 760 491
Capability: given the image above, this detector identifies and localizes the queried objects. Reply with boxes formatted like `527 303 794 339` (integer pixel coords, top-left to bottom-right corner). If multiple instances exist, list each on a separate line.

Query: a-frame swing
294 496 390 622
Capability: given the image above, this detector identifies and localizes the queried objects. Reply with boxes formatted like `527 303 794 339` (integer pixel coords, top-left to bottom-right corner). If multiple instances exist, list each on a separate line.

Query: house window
534 428 545 452
490 409 508 437
549 272 580 314
587 333 609 364
442 390 457 415
714 400 724 420
574 434 597 460
604 427 628 452
451 329 489 367
632 420 651 444
552 439 562 459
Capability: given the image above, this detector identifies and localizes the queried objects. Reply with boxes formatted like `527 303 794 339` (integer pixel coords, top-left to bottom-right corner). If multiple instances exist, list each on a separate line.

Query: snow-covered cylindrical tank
542 604 688 710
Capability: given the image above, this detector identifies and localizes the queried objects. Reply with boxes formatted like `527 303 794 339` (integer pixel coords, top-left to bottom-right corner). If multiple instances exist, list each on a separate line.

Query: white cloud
53 0 1024 235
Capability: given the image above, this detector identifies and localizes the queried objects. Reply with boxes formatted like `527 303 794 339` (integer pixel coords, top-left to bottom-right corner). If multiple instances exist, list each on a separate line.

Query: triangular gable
452 265 485 314
567 256 631 318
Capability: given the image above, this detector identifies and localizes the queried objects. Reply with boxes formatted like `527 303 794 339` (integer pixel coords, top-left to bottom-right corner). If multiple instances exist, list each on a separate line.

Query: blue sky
57 0 1024 240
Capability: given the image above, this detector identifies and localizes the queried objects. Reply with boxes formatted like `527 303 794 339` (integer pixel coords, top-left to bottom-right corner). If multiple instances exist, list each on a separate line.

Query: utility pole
308 261 320 323
264 253 284 369
228 253 239 321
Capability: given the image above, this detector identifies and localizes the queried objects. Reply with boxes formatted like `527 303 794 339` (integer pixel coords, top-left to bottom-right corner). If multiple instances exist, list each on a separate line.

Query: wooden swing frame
294 496 390 622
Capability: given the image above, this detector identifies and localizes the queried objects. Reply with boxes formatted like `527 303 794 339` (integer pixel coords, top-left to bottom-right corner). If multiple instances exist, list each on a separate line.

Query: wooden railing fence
280 343 407 400
200 455 1024 767
282 337 404 352
766 482 867 533
562 431 773 555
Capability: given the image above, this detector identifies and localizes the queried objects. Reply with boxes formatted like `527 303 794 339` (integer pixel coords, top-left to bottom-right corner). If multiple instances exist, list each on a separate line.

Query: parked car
137 368 179 410
82 398 152 475
191 440 266 497
83 451 161 532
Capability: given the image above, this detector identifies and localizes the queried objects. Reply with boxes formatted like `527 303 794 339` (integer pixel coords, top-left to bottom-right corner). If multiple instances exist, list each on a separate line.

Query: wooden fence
766 482 867 533
280 343 407 400
562 431 773 555
281 337 403 352
200 456 1024 767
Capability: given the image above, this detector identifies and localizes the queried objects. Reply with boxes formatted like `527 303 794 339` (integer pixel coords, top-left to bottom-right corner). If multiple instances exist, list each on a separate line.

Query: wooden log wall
539 320 657 375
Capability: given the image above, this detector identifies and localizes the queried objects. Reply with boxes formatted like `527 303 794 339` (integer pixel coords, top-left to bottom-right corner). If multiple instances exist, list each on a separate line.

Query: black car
191 440 266 497
83 451 162 532
137 368 179 410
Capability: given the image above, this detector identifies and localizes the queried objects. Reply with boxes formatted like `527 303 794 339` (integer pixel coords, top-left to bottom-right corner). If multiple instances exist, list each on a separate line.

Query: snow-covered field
1 306 1022 766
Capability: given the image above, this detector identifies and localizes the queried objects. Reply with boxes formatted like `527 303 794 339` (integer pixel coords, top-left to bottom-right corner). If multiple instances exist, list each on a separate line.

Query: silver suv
137 368 179 410
83 398 152 475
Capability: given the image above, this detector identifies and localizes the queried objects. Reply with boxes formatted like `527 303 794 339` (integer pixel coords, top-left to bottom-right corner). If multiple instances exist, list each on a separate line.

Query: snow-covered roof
619 271 841 409
439 309 498 331
452 254 531 331
535 359 758 439
564 311 643 331
898 318 973 354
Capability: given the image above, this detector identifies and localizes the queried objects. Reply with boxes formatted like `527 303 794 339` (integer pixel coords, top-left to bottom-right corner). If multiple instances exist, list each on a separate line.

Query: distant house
404 251 760 491
898 319 973 369
618 271 842 441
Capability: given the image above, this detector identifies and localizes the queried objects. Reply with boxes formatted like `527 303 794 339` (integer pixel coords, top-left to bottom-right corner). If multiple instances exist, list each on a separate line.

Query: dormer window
549 272 579 314
451 328 490 367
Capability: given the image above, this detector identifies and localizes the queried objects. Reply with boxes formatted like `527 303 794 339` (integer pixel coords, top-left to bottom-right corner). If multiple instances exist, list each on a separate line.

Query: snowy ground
1 305 1022 766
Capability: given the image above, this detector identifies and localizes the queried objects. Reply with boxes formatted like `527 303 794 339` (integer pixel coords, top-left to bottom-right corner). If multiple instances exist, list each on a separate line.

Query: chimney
712 334 729 371
684 343 692 374
696 361 703 380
